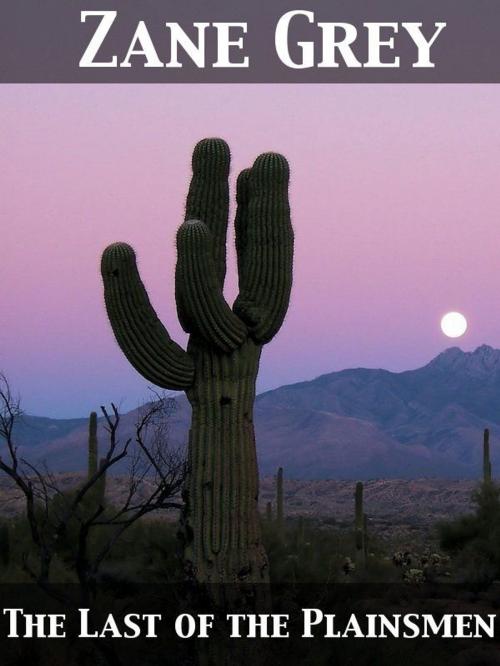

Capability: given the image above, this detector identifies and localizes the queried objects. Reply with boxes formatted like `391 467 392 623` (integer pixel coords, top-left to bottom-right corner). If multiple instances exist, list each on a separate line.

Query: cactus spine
355 481 366 569
100 138 293 584
276 467 284 537
483 428 492 484
88 411 98 479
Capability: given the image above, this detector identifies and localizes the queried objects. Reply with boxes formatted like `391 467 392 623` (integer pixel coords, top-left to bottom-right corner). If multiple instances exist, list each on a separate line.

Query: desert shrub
0 521 10 567
262 517 343 583
0 500 184 585
107 519 183 583
438 481 500 584
262 516 389 583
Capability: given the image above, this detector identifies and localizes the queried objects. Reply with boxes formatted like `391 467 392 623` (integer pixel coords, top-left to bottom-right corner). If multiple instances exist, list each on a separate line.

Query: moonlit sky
1 85 500 417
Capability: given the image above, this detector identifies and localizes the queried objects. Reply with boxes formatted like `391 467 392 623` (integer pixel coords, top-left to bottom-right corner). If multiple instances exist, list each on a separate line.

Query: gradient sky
1 84 499 417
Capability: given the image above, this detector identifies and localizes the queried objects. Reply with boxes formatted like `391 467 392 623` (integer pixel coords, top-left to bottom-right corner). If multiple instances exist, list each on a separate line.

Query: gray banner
1 0 500 83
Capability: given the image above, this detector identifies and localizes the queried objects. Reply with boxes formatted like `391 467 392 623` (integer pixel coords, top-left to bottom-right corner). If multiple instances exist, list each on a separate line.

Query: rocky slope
0 475 475 534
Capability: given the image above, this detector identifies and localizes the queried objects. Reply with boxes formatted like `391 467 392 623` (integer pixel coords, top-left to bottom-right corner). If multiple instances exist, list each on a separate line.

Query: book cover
1 2 499 664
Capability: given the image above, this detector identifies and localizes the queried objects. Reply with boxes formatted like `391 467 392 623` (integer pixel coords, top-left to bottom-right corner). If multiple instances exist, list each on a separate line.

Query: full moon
441 312 467 338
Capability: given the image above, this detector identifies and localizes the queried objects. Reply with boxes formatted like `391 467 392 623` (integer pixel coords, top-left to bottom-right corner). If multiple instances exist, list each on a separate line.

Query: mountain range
9 345 500 479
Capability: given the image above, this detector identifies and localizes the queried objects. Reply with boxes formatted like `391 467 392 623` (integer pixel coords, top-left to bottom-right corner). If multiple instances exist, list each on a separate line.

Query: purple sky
1 85 499 418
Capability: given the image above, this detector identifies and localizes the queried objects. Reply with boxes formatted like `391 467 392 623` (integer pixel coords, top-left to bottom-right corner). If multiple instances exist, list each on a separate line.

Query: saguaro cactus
100 138 293 584
88 411 98 480
276 466 284 537
363 513 368 560
483 428 492 484
354 481 366 569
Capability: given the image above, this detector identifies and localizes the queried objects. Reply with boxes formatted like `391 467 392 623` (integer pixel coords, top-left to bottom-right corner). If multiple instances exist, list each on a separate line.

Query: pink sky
1 84 499 417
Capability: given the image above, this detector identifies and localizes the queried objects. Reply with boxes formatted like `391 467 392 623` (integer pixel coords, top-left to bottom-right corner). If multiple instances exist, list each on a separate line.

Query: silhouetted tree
0 373 186 598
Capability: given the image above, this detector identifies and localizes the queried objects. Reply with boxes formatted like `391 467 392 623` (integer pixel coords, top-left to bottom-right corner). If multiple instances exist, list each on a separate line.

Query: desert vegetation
0 373 463 589
2 373 500 666
0 390 495 590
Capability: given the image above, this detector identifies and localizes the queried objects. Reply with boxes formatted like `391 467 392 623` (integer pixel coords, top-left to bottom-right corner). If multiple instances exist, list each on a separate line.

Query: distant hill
255 344 500 478
0 476 475 536
10 345 500 479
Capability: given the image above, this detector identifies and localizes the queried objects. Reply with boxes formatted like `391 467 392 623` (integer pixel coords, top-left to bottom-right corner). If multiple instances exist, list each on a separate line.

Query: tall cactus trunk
483 428 492 484
183 340 267 582
354 481 366 570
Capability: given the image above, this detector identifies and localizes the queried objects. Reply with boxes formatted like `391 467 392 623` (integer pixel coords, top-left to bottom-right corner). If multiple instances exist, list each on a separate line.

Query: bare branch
0 377 186 592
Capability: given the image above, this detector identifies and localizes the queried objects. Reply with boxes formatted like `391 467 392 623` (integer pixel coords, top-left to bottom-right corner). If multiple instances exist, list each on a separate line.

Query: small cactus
363 513 368 560
403 568 425 584
265 501 273 522
342 556 355 576
0 523 10 568
354 481 366 569
88 411 98 479
276 467 284 537
483 428 492 484
86 411 105 507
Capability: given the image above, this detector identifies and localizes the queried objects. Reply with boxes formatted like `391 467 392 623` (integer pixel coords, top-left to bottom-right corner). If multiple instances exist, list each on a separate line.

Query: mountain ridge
8 345 500 479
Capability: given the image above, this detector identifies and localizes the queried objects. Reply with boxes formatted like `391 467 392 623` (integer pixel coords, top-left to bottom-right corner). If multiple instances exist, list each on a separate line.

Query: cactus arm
234 152 294 344
101 242 195 390
185 138 230 287
175 220 247 353
234 168 251 281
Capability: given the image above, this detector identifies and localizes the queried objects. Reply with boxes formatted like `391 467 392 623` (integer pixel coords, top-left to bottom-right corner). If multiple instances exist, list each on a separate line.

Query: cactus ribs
101 138 294 584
